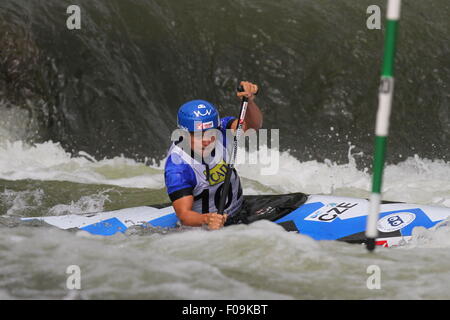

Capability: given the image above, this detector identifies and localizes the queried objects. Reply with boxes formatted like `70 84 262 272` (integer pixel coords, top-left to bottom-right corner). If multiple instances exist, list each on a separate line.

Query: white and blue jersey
164 117 243 216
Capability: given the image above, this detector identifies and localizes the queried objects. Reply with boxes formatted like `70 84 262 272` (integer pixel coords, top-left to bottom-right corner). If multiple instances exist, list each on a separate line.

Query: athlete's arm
231 81 263 131
173 195 208 226
173 195 227 230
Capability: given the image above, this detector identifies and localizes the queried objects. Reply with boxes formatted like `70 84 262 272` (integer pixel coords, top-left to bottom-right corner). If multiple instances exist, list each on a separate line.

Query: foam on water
1 139 450 301
0 188 45 216
405 217 450 249
0 140 164 188
236 145 450 209
47 189 113 216
236 145 370 195
2 217 450 299
2 140 450 206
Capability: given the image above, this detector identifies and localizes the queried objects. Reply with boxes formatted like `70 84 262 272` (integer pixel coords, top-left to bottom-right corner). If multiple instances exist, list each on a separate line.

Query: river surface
0 0 449 299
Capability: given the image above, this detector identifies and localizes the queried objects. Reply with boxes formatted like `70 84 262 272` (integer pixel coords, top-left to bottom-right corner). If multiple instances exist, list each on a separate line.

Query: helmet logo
193 104 212 117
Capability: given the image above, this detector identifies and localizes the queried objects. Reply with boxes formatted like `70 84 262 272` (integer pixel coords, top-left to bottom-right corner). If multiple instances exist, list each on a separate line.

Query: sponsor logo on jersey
204 160 228 186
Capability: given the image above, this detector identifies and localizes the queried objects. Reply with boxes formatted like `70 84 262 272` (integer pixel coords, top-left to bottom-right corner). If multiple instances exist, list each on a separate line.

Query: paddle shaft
217 87 249 215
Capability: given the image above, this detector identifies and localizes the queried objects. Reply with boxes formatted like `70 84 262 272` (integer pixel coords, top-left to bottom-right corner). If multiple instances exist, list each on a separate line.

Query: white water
2 218 450 299
1 139 450 299
0 140 164 188
1 139 450 204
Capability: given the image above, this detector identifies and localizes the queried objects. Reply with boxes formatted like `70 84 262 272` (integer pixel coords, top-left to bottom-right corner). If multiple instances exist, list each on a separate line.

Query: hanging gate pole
365 0 402 252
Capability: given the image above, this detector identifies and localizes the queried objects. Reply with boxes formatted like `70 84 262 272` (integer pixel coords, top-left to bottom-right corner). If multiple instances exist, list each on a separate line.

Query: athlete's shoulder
165 151 186 169
164 152 197 195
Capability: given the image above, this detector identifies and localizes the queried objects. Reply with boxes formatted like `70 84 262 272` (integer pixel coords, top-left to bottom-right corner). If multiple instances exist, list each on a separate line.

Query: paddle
217 84 257 215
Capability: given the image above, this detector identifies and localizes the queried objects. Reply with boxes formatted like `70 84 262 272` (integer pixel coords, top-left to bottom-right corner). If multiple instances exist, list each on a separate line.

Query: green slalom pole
365 0 402 252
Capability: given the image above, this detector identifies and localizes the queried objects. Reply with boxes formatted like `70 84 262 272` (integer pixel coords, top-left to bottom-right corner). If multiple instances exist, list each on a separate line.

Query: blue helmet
177 100 220 132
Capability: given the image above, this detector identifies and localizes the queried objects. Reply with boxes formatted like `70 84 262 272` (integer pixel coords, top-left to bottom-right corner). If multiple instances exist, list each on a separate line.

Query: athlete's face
190 130 217 157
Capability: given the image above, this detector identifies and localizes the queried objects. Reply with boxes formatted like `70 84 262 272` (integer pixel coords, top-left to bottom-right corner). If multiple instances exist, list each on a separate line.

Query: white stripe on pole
367 193 381 238
375 78 395 136
387 0 402 20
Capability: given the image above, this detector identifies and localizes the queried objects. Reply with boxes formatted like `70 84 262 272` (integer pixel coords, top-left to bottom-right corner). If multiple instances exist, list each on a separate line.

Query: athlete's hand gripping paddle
217 82 258 215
